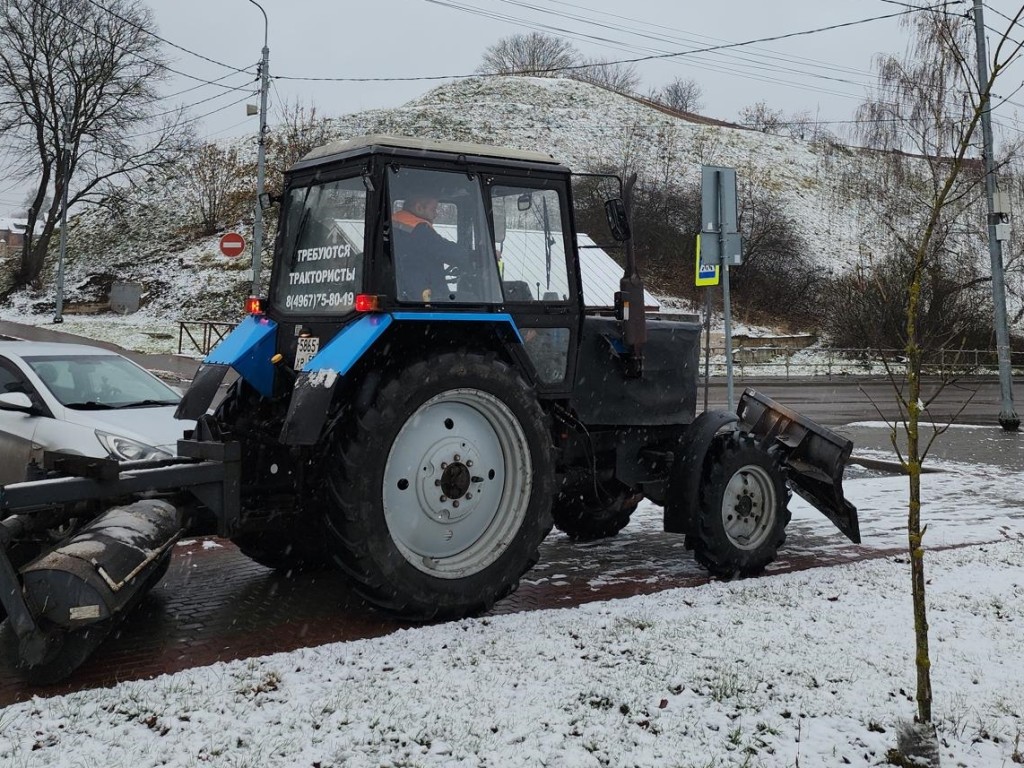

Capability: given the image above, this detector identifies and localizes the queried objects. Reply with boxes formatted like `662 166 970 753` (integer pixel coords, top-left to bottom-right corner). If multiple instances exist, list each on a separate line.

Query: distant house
0 217 30 261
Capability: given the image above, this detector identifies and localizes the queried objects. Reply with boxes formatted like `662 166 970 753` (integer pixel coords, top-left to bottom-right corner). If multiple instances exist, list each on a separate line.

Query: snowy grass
0 539 1020 767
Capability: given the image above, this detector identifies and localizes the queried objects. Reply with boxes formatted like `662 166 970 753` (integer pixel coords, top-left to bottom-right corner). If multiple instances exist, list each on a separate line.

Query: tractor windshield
271 175 367 316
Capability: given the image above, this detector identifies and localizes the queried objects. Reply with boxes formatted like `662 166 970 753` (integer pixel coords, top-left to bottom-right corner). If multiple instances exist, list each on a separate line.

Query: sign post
219 232 246 259
701 166 743 411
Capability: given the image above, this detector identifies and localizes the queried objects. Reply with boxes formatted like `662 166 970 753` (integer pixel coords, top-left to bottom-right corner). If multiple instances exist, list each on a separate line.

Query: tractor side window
272 176 366 316
490 186 570 304
388 168 502 305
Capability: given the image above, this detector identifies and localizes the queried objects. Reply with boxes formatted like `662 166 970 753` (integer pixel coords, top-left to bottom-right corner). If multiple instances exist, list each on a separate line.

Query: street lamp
247 0 270 300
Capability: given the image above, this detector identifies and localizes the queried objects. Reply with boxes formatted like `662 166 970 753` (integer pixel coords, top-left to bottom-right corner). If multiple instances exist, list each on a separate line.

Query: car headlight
95 431 172 462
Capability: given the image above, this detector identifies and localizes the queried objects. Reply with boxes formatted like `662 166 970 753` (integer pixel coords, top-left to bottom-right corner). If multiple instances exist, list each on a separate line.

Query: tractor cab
266 136 583 392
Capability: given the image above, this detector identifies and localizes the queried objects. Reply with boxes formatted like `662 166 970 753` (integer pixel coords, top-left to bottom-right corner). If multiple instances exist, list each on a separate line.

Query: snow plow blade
2 499 181 683
737 389 860 544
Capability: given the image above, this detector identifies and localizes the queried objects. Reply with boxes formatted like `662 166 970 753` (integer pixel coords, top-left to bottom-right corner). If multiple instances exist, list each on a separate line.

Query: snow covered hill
1 76 1020 342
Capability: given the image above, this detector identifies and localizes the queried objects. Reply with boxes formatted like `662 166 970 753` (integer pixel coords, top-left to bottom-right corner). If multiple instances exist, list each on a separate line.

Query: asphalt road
701 375 1022 428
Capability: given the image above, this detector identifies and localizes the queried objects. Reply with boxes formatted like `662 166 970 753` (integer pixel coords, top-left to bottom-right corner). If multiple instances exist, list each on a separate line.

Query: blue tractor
0 136 859 681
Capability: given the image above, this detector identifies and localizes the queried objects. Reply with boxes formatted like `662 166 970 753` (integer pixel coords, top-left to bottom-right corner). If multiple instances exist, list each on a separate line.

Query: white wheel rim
383 388 533 577
721 463 777 551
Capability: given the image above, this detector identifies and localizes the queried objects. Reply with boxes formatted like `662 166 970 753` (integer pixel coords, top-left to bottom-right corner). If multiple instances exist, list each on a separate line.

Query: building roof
0 217 27 233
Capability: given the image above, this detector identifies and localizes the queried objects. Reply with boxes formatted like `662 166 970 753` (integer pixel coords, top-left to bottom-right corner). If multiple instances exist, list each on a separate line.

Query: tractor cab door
487 178 580 395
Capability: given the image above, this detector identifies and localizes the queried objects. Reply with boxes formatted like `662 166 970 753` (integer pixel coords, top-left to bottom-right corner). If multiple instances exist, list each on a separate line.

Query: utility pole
972 0 1020 431
248 0 269 299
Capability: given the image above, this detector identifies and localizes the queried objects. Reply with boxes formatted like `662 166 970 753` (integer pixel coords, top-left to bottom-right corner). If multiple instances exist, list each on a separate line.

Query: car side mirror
0 392 34 412
604 198 631 241
258 192 280 211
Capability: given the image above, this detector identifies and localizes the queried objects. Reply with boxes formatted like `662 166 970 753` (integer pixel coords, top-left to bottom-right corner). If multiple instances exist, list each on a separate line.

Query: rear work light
245 296 263 314
355 294 380 312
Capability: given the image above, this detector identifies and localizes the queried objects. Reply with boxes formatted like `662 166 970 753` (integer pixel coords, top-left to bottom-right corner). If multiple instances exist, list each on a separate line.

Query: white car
0 341 194 485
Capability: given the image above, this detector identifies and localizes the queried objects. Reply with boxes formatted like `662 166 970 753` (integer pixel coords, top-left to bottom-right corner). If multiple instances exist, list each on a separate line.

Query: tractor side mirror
604 198 631 241
517 193 532 212
258 192 280 211
0 392 34 413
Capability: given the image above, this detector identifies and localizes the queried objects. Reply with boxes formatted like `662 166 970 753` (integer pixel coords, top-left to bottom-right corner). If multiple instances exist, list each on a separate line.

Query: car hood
57 405 193 452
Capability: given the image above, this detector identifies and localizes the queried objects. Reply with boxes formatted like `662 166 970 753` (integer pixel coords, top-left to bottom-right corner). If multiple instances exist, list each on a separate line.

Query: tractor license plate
294 336 320 370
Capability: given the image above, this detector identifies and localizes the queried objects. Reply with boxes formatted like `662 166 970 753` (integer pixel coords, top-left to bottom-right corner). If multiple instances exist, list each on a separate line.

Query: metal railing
702 346 1024 379
178 320 238 356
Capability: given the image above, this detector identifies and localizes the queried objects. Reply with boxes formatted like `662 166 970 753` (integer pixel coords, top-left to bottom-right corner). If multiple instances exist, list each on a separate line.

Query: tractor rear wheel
552 485 642 541
689 432 791 578
324 354 554 619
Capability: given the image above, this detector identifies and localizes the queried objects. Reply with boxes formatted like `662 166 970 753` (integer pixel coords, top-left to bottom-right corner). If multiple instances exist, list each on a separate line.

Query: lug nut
441 462 448 469
465 492 473 500
440 495 447 503
467 460 473 467
454 454 461 462
434 479 441 486
452 500 460 508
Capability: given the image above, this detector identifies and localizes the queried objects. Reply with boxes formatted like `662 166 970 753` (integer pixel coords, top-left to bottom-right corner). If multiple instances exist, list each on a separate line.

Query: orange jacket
392 208 431 232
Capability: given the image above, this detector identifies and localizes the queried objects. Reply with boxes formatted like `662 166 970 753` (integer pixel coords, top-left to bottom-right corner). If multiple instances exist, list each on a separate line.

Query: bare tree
266 99 336 183
660 77 703 113
739 101 785 134
732 173 820 326
850 8 1024 764
180 143 254 236
0 0 190 288
569 59 640 92
477 33 579 76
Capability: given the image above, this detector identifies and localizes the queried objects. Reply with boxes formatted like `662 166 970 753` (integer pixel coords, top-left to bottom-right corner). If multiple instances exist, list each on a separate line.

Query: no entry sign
219 232 246 259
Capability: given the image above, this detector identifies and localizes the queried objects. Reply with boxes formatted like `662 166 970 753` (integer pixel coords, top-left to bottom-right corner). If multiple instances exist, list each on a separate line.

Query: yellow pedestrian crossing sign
695 234 720 287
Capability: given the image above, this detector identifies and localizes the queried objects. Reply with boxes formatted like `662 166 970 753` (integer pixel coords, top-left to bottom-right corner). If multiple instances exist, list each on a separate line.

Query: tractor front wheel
688 432 791 578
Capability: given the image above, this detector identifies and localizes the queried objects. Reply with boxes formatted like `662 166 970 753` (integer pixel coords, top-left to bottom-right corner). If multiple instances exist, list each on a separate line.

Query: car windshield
24 354 180 409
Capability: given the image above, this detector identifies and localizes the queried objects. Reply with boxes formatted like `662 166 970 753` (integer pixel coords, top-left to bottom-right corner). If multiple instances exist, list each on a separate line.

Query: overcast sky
3 0 1024 213
147 0 1024 140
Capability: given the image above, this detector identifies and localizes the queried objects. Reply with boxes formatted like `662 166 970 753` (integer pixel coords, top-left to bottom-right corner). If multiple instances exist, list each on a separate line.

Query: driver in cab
392 185 465 303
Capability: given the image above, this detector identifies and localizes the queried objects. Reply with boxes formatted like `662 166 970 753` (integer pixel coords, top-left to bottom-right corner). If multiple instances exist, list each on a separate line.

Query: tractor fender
279 312 523 446
176 315 278 421
663 409 739 535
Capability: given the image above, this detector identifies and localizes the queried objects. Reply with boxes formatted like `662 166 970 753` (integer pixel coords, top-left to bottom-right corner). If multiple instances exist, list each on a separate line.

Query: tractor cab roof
292 134 566 174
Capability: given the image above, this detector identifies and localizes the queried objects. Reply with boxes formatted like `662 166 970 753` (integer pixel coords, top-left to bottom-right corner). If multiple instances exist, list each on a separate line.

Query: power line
877 0 966 14
146 82 258 121
40 1 259 92
983 2 1024 28
160 71 256 101
124 92 256 139
500 0 883 80
475 0 885 99
80 0 256 75
275 6 928 82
